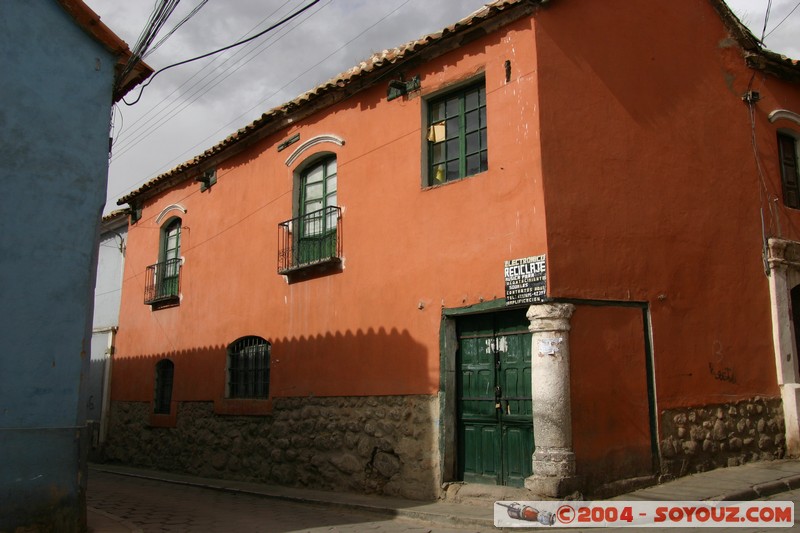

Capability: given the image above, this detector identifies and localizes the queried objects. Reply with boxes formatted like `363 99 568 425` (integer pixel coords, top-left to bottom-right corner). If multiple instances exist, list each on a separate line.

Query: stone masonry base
102 396 440 500
659 397 785 481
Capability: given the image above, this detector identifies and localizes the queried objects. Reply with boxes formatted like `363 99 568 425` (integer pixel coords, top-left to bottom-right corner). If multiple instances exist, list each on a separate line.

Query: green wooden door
457 310 533 487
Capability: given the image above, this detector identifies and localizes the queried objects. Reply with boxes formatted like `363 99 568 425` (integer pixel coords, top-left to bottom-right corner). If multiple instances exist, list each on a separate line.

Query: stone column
767 239 800 457
524 302 582 497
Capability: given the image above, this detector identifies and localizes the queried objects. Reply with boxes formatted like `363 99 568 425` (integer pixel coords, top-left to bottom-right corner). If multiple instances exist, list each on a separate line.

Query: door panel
457 309 533 487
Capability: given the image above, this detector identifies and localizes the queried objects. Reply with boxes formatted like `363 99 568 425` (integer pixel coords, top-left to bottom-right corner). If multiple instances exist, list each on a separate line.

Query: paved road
87 470 493 533
600 488 800 533
88 470 800 533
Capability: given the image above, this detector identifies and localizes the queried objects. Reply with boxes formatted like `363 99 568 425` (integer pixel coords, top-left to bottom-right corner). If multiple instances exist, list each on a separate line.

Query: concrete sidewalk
88 459 800 531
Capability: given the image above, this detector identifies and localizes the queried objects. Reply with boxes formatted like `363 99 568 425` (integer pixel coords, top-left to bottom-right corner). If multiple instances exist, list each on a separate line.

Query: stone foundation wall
103 396 440 500
659 397 785 480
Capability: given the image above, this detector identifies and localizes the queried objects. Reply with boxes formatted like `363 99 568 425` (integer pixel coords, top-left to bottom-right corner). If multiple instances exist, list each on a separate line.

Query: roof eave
117 0 544 207
707 0 800 82
56 0 154 101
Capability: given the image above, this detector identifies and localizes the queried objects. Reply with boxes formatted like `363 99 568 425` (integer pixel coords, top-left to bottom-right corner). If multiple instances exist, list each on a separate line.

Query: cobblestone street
87 470 493 533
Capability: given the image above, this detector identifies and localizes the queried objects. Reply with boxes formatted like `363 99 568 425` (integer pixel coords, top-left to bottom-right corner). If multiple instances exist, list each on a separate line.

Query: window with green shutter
778 133 800 209
427 81 487 185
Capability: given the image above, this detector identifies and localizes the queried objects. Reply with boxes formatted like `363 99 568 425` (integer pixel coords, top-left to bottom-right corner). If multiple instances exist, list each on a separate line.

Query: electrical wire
764 0 800 39
112 0 294 154
122 0 323 106
116 0 182 94
125 0 411 189
760 0 773 41
145 0 209 58
111 1 315 163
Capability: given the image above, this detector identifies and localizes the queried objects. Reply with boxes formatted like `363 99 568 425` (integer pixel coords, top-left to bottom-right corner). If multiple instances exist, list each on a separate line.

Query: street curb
90 466 495 529
716 475 800 501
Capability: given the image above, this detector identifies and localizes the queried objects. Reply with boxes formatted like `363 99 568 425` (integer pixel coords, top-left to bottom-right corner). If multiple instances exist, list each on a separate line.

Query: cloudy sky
87 0 800 213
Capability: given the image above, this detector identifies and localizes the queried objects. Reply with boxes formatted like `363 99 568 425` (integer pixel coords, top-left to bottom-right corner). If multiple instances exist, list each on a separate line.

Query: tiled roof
707 0 800 80
118 0 800 207
117 0 540 205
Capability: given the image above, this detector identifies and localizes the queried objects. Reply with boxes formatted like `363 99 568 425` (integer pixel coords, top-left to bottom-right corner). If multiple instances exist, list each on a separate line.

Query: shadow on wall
111 327 432 401
104 327 440 500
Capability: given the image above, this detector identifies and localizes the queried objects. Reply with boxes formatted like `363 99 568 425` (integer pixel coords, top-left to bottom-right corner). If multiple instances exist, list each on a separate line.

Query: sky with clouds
87 0 800 213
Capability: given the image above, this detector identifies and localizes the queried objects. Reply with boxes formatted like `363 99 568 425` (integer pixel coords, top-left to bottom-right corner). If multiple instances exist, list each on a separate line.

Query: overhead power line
145 0 210 58
764 0 800 39
111 1 312 162
122 0 323 106
116 0 182 94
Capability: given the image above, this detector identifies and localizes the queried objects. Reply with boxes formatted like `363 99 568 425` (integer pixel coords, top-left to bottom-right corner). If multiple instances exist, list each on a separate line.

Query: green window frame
427 80 487 185
778 132 800 209
227 336 270 399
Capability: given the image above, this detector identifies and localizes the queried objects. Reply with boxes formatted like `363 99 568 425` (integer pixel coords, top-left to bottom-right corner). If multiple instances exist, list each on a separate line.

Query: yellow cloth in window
427 122 445 143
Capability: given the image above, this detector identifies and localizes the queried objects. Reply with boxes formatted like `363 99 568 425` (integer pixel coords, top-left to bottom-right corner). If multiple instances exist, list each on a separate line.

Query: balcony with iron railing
144 258 182 305
278 206 342 275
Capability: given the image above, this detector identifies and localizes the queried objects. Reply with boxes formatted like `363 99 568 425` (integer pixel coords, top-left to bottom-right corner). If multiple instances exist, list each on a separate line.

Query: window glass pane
326 158 337 176
446 138 459 159
480 150 488 172
479 86 486 106
305 164 324 184
446 159 460 181
465 110 479 133
465 89 480 111
445 97 459 118
327 175 337 194
480 129 487 150
432 143 445 164
466 154 481 176
480 107 486 127
446 117 459 139
305 182 323 201
466 131 480 154
431 101 445 122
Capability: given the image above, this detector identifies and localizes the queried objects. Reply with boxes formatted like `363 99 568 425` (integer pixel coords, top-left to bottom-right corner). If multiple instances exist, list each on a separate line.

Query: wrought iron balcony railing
144 258 182 304
278 206 342 274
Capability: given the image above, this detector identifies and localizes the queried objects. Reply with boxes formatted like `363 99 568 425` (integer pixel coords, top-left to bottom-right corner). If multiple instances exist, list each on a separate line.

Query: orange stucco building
106 0 800 499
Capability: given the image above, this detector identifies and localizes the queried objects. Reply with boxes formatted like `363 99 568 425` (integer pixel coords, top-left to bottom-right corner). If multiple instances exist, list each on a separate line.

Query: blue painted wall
0 1 117 530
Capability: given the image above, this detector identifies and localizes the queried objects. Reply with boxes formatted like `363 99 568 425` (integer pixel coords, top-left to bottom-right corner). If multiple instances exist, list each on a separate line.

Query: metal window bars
144 257 182 304
278 205 342 274
227 337 270 399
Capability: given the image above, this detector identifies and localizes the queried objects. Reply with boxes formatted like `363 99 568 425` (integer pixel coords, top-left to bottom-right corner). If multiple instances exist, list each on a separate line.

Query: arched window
145 217 182 304
297 156 338 264
159 217 181 295
154 359 174 414
227 336 270 399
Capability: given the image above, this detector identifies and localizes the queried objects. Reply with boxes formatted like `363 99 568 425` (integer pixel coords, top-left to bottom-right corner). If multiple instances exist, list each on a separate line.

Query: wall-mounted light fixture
195 168 217 192
387 75 420 101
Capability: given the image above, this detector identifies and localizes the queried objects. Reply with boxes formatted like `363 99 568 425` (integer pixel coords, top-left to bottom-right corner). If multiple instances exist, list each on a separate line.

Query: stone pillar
524 302 582 497
767 239 800 457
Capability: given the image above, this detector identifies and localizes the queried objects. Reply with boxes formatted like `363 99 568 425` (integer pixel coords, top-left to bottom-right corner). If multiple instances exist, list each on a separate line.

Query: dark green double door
457 310 533 487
